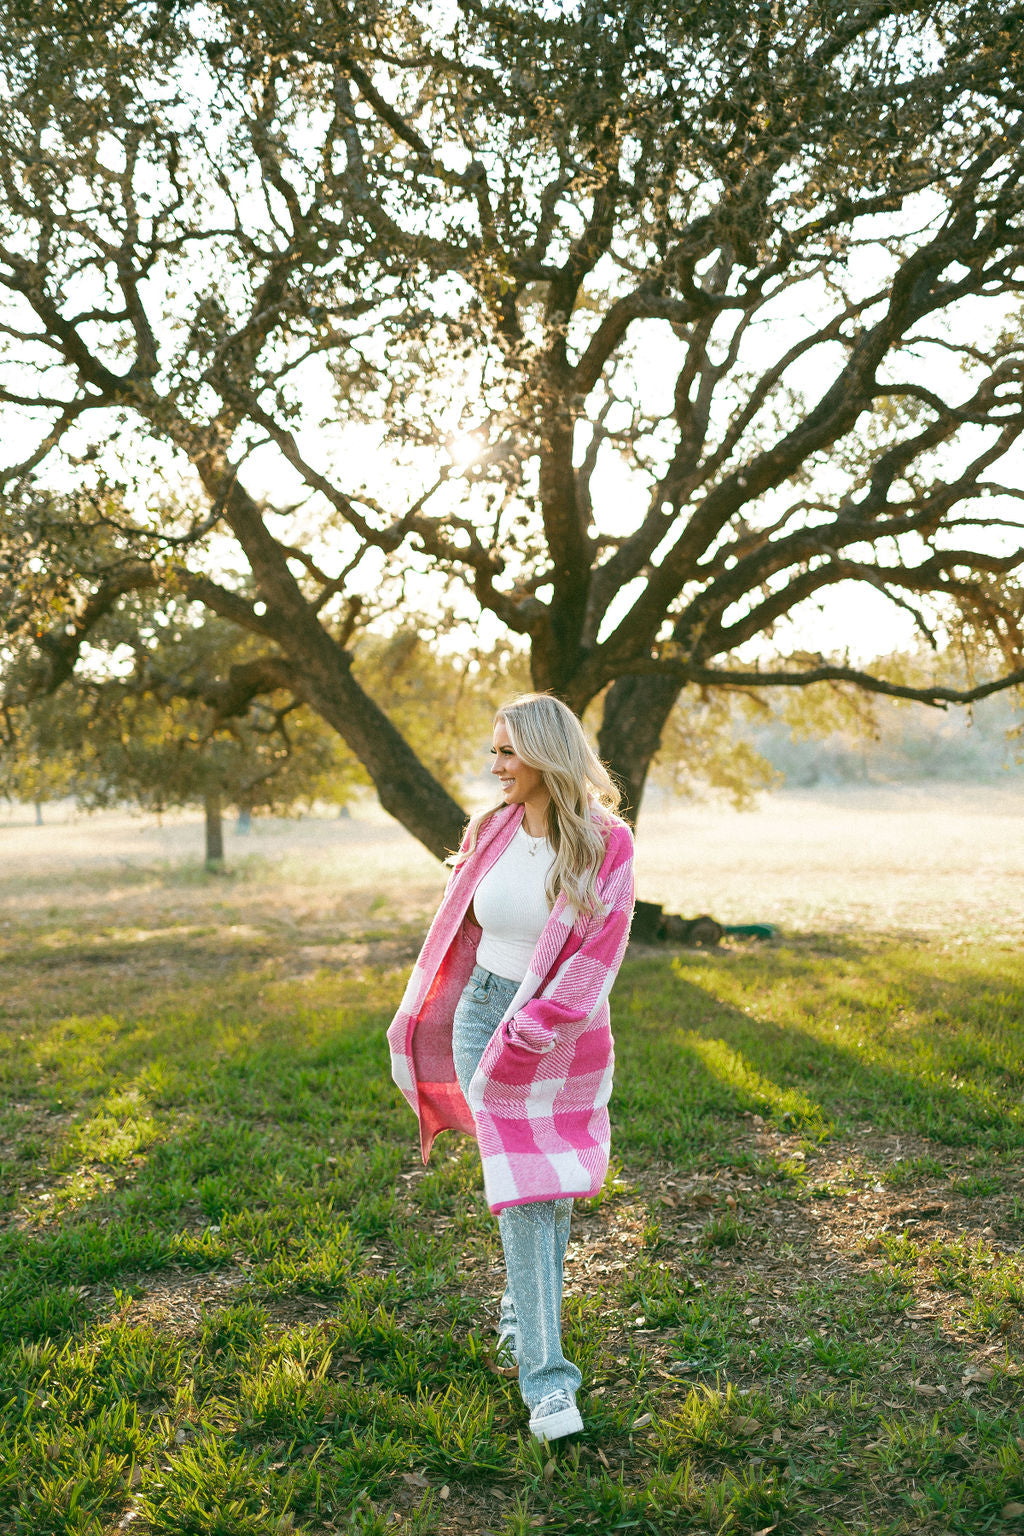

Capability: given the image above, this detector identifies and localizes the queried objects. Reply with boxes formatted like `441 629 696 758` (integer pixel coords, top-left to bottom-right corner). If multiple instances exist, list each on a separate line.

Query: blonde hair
453 693 621 918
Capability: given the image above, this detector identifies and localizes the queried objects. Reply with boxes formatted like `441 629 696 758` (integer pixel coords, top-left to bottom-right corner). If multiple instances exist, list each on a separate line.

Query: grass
1 806 1023 1534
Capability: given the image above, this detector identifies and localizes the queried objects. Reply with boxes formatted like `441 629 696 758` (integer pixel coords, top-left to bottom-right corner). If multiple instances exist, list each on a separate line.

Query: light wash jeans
452 963 582 1409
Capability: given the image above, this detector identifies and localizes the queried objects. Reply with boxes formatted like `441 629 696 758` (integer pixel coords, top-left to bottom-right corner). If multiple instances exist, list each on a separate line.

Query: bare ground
5 780 1024 944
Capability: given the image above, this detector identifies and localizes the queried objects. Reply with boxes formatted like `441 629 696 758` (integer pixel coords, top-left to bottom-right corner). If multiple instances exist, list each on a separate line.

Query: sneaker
528 1390 584 1443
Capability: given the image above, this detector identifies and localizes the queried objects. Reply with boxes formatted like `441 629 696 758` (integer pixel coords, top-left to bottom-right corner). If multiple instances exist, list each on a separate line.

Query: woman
387 693 635 1443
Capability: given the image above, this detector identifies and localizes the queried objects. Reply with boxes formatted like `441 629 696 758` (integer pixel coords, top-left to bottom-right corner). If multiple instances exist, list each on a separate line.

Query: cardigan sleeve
500 828 635 1057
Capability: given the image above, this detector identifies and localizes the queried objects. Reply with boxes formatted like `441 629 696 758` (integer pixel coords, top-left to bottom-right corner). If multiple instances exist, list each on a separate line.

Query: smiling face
491 716 549 824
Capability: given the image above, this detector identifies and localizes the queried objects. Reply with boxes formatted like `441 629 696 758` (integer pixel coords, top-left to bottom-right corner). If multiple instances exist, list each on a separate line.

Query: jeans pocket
472 976 491 1003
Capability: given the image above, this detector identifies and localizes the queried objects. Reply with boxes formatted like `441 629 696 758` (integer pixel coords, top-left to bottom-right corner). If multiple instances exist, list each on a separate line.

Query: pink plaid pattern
386 803 635 1213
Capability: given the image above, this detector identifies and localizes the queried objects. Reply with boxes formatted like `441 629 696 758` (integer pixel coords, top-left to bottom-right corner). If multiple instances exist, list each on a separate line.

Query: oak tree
2 0 1024 864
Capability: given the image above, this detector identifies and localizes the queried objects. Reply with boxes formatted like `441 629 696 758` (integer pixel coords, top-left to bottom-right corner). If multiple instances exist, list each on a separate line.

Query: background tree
0 700 77 822
1 569 532 860
738 642 1024 786
2 0 1024 868
1 599 361 863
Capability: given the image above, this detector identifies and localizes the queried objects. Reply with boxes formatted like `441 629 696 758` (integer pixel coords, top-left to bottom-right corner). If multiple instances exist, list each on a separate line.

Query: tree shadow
612 943 1024 1162
0 960 414 1344
3 930 1023 1359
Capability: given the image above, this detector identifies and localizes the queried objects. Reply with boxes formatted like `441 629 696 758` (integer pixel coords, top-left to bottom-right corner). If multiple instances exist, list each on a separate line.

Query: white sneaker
529 1390 584 1443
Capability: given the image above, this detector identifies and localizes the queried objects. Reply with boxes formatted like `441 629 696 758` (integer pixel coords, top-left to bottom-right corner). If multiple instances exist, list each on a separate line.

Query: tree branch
669 663 1024 709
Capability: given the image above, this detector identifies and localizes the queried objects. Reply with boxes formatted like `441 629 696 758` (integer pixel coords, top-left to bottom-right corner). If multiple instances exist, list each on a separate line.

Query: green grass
2 903 1024 1534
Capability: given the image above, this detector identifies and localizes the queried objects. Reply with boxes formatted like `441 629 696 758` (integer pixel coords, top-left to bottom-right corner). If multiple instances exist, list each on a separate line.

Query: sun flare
448 431 484 468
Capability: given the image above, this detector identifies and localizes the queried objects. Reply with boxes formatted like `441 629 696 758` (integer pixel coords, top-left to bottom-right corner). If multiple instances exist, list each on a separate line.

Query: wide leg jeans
452 963 582 1409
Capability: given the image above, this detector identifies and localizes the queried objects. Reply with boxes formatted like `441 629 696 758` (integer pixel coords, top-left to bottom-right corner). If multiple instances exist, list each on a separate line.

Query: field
2 786 1023 1535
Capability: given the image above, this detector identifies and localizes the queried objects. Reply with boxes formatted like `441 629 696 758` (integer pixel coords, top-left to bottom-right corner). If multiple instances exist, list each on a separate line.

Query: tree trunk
597 673 682 825
34 800 43 825
197 460 469 862
298 654 466 858
597 673 682 942
236 803 252 835
205 792 225 868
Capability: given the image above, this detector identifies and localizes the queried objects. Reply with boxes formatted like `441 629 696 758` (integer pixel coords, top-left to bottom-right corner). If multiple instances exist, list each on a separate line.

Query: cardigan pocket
502 1012 558 1056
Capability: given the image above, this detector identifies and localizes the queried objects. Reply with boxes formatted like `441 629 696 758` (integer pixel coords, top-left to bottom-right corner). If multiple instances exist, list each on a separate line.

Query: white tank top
473 824 555 983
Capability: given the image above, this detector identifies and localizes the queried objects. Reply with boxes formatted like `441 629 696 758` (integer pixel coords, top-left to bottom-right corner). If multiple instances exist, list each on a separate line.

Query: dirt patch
87 1266 249 1335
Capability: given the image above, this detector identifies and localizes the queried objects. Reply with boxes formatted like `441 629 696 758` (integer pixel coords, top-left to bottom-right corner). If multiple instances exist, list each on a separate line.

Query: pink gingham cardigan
387 802 635 1213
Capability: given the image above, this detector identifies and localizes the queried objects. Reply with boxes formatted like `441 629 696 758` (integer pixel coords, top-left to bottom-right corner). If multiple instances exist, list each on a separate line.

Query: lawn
1 794 1023 1535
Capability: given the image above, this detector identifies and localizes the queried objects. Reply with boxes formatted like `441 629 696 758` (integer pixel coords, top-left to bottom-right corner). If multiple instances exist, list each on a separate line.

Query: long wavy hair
452 693 621 917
